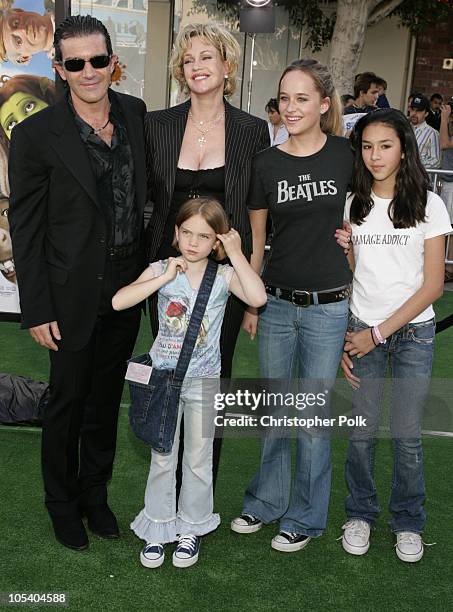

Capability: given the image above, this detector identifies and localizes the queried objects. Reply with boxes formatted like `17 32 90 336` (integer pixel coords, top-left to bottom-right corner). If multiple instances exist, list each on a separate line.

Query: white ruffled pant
131 377 220 544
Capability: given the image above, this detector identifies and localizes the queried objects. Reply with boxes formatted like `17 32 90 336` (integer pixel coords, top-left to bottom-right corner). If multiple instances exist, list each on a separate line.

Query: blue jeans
242 293 349 537
345 314 435 534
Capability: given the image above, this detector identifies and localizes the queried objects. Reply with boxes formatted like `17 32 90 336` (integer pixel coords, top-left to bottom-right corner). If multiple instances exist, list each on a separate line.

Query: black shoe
230 514 263 534
50 515 89 551
82 504 120 539
271 531 311 552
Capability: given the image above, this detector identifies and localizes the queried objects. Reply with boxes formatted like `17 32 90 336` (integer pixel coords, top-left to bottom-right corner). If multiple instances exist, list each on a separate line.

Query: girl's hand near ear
217 228 242 259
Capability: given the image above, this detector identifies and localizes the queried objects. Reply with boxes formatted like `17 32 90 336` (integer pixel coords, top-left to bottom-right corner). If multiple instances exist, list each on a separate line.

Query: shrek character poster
0 0 54 316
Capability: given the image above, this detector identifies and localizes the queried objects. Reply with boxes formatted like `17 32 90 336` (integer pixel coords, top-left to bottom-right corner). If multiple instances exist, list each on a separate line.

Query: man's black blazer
8 90 147 351
144 99 270 261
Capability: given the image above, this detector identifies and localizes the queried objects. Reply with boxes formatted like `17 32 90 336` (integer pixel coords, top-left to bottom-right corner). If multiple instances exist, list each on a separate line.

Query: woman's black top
157 166 225 259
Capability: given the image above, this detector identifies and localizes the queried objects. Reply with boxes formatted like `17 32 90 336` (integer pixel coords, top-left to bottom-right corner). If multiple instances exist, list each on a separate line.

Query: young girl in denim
231 59 353 552
112 198 266 568
340 109 451 562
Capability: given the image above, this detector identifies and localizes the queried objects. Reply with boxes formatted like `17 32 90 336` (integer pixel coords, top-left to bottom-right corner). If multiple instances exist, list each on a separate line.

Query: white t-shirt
267 121 289 146
344 191 451 325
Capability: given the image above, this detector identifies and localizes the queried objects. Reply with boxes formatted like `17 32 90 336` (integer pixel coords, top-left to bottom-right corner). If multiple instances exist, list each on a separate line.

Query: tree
197 0 451 93
298 0 451 94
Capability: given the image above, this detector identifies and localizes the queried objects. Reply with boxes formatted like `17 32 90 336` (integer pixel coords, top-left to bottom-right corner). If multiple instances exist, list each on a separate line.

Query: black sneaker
230 514 263 534
172 534 200 568
271 531 311 552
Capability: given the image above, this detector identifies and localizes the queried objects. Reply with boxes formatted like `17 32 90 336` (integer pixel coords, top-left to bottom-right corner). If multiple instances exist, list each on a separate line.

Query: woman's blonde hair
278 59 343 136
170 22 240 97
172 197 230 261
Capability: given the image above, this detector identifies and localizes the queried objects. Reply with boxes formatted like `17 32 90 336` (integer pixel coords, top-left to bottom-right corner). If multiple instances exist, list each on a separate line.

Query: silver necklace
188 110 225 147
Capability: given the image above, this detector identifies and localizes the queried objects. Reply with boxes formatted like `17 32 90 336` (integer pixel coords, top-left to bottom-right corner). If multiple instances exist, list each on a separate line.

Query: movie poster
72 0 148 99
0 0 55 317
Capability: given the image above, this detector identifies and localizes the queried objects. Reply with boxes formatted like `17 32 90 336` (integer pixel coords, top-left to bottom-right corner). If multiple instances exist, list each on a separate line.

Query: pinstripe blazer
145 98 270 261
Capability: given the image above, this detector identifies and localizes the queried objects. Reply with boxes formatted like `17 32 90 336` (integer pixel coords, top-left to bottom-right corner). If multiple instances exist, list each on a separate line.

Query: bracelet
370 328 378 346
373 325 386 344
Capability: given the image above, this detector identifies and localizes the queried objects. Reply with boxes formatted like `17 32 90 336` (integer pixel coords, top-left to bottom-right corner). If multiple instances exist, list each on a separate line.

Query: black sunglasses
62 55 111 72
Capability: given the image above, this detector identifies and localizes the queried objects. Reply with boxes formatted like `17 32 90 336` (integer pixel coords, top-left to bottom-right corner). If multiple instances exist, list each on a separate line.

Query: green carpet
1 294 452 611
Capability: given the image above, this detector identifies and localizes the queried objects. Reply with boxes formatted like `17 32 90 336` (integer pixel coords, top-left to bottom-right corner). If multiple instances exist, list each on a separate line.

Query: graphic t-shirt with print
148 260 234 377
345 191 451 325
248 135 353 291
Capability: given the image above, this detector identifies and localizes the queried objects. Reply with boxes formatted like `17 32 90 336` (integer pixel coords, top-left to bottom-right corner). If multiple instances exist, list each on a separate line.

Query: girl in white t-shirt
341 109 451 563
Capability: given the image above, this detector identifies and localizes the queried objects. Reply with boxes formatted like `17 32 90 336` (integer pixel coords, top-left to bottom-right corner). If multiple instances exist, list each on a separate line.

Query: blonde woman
144 22 270 482
231 59 353 553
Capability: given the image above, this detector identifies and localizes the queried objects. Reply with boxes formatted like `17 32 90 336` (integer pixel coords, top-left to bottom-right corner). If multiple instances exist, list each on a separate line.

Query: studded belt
265 285 351 307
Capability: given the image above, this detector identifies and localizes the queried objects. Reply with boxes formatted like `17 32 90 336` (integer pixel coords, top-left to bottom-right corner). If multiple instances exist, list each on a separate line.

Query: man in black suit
8 15 146 551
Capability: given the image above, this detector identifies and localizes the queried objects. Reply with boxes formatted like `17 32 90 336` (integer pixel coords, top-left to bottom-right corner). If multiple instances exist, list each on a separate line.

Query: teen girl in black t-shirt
231 59 352 552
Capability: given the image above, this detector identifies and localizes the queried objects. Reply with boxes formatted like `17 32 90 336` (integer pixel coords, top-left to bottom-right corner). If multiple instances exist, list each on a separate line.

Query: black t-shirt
343 104 376 115
248 135 353 291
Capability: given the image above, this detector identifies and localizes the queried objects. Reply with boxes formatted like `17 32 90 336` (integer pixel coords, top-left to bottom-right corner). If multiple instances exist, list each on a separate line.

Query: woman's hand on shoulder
164 257 187 281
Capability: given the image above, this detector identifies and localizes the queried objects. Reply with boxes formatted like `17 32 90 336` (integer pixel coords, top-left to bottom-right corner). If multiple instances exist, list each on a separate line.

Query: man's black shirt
70 92 138 248
426 110 441 132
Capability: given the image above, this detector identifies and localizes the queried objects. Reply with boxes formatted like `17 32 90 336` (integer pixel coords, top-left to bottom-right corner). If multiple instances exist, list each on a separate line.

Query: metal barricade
427 169 453 265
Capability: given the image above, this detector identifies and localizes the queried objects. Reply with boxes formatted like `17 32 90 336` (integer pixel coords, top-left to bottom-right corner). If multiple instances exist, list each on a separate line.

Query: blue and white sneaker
140 543 165 568
172 534 200 568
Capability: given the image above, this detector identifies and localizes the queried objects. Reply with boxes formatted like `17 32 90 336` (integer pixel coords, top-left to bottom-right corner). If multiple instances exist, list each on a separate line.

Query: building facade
68 1 452 118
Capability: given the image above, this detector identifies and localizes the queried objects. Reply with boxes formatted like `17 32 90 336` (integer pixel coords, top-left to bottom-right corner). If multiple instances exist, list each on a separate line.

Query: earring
401 153 405 159
224 74 228 79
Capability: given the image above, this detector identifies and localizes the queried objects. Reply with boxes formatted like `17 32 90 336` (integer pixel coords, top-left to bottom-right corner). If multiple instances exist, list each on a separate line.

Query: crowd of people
341 71 452 173
6 15 452 573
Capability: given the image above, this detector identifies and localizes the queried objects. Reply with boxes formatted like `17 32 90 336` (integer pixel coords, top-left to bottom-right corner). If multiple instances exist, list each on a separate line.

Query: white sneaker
395 532 423 563
140 543 165 568
230 514 263 534
341 519 370 556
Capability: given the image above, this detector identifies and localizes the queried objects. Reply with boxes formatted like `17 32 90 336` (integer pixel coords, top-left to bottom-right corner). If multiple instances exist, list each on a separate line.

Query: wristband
373 325 386 344
370 328 378 346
